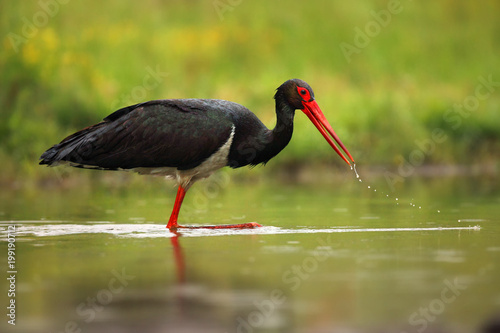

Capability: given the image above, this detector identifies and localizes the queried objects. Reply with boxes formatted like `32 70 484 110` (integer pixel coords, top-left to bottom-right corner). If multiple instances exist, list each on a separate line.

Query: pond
1 170 499 333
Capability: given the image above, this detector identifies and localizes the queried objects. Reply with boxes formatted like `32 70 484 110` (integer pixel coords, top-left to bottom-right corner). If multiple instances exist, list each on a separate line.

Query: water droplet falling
352 163 362 182
350 162 437 215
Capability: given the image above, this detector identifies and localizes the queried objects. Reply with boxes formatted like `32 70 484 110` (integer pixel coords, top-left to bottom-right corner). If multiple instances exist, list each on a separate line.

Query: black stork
40 79 355 230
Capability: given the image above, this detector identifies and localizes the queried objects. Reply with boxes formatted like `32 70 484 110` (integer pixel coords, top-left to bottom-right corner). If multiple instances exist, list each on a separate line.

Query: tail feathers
39 146 60 165
39 122 106 167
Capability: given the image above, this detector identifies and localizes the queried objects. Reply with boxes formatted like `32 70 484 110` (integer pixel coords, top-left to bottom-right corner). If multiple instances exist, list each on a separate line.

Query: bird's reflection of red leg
166 185 262 230
170 233 185 283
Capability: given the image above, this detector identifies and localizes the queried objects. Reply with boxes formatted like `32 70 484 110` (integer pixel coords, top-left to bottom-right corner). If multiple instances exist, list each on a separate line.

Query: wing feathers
40 100 236 170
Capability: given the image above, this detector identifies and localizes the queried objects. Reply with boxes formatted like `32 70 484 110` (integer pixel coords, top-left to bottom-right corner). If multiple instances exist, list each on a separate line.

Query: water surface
1 173 499 333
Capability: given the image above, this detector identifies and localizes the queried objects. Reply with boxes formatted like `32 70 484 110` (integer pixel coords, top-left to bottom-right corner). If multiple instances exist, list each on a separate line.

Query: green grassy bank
1 1 499 186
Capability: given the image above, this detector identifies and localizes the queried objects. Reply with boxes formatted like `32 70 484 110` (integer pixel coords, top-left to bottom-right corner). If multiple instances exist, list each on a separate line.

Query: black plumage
40 97 289 170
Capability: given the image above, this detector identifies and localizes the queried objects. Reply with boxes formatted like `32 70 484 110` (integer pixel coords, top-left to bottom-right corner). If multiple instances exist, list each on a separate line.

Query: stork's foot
168 222 262 230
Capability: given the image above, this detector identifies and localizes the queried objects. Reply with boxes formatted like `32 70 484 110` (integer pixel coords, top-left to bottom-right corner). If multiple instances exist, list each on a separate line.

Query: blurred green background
1 0 499 187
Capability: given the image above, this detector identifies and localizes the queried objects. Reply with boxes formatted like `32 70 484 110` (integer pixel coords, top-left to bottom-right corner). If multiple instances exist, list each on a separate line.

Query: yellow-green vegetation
1 1 499 185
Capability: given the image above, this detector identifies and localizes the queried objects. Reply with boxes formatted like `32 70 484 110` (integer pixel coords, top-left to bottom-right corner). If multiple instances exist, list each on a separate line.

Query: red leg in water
166 185 187 229
180 222 262 229
166 185 262 230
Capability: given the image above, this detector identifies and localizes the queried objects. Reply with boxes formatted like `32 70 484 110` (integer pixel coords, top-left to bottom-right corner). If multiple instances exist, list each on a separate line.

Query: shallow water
1 173 499 333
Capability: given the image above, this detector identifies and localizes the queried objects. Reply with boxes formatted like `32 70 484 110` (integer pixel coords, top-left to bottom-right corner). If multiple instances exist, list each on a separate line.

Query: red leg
181 222 262 229
166 185 187 229
166 185 262 230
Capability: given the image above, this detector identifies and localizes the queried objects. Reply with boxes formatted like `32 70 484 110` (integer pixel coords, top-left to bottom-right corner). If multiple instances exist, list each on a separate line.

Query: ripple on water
0 221 481 240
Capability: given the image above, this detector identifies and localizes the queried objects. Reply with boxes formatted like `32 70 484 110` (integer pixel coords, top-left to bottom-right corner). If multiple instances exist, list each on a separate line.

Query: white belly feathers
133 125 235 189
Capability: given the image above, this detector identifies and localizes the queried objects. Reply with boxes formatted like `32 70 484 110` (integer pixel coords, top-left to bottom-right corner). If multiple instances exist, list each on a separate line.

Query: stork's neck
271 95 296 148
250 96 295 165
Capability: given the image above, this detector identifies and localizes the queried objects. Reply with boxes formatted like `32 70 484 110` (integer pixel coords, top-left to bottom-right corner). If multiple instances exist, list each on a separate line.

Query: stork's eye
297 87 311 101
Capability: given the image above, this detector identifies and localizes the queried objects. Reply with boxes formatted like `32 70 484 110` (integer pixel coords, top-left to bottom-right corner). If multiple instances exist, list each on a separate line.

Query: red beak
301 100 354 166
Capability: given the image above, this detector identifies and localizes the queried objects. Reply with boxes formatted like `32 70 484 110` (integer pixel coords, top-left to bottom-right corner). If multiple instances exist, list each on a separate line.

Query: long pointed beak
301 100 355 166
